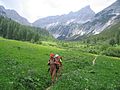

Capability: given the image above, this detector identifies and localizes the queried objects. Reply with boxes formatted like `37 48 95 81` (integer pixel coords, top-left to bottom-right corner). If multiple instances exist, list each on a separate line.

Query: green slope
0 16 54 42
0 37 61 90
84 22 120 44
0 37 120 90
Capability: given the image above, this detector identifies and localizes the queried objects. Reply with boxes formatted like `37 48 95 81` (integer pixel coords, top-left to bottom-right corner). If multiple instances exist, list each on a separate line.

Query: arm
48 59 50 65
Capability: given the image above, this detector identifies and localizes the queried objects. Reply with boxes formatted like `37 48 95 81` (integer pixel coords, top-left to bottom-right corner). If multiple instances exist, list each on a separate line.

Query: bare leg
52 68 56 82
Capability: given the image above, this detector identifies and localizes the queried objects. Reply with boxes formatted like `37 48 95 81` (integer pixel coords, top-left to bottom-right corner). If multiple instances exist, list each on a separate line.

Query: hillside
68 0 120 40
0 37 120 90
33 0 120 40
33 5 95 28
0 37 61 90
33 5 95 39
84 22 120 45
0 16 54 43
0 5 30 25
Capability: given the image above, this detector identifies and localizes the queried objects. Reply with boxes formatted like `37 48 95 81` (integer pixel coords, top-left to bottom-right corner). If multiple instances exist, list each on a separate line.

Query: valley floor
0 37 120 90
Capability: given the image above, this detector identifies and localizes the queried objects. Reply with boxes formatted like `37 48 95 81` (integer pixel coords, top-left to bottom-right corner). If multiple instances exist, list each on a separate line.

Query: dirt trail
46 86 52 90
92 55 98 66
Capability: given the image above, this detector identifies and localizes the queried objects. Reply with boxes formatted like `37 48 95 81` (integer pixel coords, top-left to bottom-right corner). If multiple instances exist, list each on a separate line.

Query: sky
0 0 117 23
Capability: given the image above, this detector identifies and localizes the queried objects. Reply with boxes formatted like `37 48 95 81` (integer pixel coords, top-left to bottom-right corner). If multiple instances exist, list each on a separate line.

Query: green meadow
0 37 120 90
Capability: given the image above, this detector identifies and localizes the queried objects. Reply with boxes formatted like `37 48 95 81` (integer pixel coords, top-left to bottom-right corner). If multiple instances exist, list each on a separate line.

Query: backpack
54 55 62 65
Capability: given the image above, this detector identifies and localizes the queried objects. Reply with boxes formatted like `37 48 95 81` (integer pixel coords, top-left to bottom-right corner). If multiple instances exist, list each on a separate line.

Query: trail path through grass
46 85 52 90
92 55 98 66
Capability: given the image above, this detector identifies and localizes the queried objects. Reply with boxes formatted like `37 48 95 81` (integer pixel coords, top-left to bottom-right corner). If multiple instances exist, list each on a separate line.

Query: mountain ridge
39 0 120 40
0 5 30 25
0 1 119 41
33 5 95 28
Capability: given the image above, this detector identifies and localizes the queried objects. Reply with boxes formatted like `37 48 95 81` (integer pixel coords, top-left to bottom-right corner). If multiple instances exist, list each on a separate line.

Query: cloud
24 0 89 22
89 0 117 13
0 1 4 5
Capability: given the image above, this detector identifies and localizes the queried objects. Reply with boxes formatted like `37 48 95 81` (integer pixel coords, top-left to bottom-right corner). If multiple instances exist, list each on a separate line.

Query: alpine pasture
0 37 120 90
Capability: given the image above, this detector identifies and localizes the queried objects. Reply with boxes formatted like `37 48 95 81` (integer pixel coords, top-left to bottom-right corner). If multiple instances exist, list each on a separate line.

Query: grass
0 37 62 90
0 37 120 90
52 55 120 90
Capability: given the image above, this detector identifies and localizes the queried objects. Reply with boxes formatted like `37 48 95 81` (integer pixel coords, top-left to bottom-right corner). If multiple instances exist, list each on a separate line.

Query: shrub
62 43 69 47
103 47 120 57
37 41 42 45
100 44 110 51
87 49 99 54
109 38 116 46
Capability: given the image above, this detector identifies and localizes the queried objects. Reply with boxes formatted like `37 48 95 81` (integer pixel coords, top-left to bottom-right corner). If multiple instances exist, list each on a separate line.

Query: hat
50 53 54 58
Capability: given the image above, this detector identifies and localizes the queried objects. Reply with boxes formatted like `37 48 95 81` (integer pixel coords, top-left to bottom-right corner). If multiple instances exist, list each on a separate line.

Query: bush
62 43 69 47
109 38 116 46
37 41 42 45
103 47 120 57
100 44 110 51
87 49 99 54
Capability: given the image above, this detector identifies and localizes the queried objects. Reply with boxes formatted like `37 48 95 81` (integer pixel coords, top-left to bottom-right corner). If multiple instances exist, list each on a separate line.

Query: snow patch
46 22 59 29
65 19 75 25
93 15 118 35
72 29 85 36
53 34 60 38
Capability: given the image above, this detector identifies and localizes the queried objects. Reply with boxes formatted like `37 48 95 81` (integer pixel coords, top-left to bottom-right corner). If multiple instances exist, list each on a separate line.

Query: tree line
0 16 54 43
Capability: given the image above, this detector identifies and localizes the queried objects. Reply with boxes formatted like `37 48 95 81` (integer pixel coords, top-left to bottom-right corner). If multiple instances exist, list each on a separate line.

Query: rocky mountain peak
33 5 95 28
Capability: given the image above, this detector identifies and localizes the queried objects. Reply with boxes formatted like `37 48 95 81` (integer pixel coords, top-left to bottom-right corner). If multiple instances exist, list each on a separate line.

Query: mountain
33 5 95 30
0 5 30 25
58 0 120 40
83 21 120 45
33 0 120 40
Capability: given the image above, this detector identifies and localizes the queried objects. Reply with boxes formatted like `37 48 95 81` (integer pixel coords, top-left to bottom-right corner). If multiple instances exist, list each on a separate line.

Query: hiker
54 54 62 77
48 53 55 66
48 53 63 82
48 53 56 82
